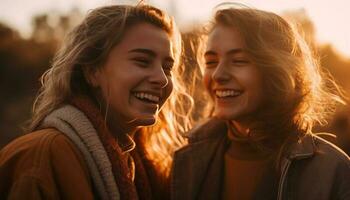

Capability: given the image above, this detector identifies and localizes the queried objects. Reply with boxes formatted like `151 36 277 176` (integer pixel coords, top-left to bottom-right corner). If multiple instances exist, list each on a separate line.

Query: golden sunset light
1 1 350 198
1 0 350 57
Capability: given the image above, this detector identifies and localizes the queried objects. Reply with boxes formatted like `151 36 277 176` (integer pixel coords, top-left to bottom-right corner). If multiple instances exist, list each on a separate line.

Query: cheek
203 72 212 92
256 85 266 105
203 72 216 101
248 77 265 105
102 73 131 103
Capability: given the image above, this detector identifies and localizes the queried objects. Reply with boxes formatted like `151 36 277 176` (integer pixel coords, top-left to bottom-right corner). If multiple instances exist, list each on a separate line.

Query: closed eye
206 61 218 65
231 59 250 65
205 61 218 68
133 57 152 67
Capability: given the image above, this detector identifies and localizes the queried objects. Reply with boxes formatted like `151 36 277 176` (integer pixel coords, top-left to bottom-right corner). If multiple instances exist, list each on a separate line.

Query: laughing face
90 23 174 131
203 25 265 125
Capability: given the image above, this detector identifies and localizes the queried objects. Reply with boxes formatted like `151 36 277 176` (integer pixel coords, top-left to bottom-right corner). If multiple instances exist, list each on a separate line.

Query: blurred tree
32 14 55 43
53 8 83 43
319 44 350 92
0 21 56 147
0 9 82 148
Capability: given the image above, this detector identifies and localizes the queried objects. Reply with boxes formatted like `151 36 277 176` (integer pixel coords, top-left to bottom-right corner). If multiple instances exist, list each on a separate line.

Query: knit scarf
71 96 154 200
71 96 140 199
40 96 153 199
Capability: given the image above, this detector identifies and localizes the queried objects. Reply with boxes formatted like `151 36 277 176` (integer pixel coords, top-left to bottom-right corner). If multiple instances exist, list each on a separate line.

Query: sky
0 0 349 57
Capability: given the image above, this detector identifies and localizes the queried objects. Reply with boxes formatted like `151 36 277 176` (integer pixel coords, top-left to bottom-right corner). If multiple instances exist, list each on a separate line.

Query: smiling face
203 25 265 126
90 23 174 132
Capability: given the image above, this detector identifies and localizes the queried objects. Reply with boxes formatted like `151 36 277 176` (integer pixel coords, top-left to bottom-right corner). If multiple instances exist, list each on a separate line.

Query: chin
213 110 238 121
133 114 157 126
141 118 157 126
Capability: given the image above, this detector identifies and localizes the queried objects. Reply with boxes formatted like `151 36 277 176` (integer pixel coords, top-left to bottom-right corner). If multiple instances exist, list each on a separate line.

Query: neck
93 93 137 138
105 110 138 138
229 120 252 137
103 106 137 153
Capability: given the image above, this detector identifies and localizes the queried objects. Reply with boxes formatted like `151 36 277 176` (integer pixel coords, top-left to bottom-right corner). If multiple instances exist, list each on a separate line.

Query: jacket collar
287 133 315 160
187 118 316 160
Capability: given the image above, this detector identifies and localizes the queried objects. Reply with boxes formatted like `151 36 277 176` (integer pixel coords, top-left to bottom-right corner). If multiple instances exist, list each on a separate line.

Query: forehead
206 25 246 53
115 22 173 56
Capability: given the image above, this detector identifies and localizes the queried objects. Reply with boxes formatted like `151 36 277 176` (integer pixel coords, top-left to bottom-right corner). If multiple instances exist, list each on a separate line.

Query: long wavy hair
28 4 192 181
198 5 345 167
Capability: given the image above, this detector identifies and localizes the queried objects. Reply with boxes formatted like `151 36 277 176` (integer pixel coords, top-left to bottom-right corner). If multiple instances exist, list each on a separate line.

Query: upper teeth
134 92 160 103
216 90 241 98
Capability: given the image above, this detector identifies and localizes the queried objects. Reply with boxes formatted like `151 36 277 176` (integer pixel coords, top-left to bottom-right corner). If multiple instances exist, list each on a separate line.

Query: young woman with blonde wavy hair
172 5 350 200
0 4 192 199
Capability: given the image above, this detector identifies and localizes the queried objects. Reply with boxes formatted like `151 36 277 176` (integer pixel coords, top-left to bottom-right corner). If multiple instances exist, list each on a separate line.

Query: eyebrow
204 48 245 57
128 48 156 57
128 48 174 62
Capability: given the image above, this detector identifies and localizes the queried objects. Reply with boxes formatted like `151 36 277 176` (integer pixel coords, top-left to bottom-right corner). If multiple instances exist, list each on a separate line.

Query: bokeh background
1 0 350 155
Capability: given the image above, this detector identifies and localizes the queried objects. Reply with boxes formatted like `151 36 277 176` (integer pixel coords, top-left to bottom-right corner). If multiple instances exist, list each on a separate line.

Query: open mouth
215 89 243 98
133 92 160 104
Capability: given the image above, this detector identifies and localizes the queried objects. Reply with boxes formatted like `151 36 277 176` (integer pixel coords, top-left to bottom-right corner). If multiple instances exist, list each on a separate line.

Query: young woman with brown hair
172 5 350 200
0 4 192 199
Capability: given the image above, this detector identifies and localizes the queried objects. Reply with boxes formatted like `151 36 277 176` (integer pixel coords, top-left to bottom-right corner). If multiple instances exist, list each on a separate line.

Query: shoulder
312 134 350 166
311 134 350 197
0 128 87 179
0 128 93 198
186 117 227 143
301 134 350 177
1 128 63 157
1 128 77 160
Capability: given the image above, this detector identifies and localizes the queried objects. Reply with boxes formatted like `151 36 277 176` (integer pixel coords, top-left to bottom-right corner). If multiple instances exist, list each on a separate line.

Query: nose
149 64 169 88
212 61 230 83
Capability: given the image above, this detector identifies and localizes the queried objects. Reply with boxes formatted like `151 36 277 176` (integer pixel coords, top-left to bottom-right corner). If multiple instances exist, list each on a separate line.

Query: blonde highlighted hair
29 4 192 181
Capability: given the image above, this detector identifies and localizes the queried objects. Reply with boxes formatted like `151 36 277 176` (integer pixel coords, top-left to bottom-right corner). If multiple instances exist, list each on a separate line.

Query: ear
83 67 101 88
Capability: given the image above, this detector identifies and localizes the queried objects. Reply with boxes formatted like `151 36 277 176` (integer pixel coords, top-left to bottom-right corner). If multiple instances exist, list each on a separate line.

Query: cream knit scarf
39 105 120 200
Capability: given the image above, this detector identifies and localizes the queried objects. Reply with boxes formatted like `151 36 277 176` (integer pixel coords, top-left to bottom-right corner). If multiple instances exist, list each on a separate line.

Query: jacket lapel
196 136 229 200
288 134 315 159
171 119 228 200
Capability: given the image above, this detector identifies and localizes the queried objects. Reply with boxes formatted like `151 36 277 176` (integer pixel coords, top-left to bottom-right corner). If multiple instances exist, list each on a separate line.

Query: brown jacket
0 100 156 200
0 128 94 199
171 118 350 200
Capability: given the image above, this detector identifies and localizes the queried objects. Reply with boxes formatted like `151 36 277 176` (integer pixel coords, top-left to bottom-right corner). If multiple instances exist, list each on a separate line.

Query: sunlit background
1 0 350 154
1 0 350 57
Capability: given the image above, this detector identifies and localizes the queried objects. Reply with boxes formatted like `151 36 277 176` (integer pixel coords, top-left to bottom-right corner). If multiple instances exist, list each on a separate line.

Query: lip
214 96 241 108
